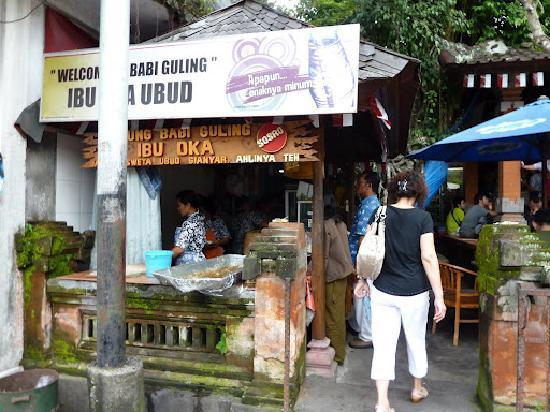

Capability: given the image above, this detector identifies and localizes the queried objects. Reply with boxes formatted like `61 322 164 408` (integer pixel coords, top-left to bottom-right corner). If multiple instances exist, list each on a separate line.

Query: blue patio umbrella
413 97 550 163
412 96 550 205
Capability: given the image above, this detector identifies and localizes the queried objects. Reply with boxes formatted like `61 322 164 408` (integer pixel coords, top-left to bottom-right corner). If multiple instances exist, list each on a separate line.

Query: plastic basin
144 250 173 277
0 369 58 412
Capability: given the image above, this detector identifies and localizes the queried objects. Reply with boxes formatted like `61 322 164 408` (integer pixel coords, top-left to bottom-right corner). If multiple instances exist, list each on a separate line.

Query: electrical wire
0 1 46 24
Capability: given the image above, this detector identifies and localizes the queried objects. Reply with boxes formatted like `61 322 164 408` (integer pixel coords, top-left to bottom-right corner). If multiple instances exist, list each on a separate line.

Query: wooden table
435 233 478 269
61 264 159 285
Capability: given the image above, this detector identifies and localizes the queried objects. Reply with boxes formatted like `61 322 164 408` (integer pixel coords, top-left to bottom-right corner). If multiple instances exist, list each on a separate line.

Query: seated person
445 196 465 235
201 196 231 259
459 192 497 238
532 208 550 232
525 191 542 230
230 197 269 254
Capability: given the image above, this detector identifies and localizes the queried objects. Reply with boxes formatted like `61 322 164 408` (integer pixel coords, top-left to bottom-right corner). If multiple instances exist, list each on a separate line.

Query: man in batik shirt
348 172 380 349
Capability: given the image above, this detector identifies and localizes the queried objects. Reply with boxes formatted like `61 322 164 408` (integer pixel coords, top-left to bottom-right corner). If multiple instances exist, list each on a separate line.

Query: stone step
144 368 249 398
141 355 252 381
74 347 251 381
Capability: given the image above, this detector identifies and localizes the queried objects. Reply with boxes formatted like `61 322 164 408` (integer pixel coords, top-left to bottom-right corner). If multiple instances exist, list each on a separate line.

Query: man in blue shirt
348 171 380 349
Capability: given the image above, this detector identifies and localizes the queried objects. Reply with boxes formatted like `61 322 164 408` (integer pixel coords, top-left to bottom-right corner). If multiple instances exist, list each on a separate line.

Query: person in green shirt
445 197 465 235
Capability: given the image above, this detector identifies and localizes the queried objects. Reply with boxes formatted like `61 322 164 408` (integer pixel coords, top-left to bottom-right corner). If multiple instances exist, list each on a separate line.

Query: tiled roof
147 0 418 81
440 40 550 66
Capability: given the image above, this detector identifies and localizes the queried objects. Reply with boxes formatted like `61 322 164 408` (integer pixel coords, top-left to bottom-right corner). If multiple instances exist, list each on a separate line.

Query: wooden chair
432 262 479 345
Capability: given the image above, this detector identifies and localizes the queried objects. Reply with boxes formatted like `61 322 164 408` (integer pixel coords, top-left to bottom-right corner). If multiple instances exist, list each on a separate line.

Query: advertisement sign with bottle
40 25 360 122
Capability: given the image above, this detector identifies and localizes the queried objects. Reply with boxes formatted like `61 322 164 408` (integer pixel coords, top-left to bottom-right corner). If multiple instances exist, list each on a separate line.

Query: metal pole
96 0 131 368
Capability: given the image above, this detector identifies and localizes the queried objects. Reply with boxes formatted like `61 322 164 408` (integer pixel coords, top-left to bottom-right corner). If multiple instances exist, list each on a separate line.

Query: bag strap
374 206 386 235
451 208 462 226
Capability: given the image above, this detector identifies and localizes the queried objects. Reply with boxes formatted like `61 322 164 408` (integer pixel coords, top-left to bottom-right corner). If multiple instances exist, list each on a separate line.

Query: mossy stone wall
476 224 550 411
15 221 93 364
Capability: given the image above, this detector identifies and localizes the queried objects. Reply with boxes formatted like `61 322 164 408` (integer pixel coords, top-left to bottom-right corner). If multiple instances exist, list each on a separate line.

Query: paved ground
296 321 480 412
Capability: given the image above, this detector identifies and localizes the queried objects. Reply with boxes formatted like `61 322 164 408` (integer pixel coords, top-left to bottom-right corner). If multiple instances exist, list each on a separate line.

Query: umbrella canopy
413 97 550 163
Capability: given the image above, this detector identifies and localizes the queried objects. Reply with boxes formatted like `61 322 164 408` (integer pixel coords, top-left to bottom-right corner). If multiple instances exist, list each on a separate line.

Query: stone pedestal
476 224 550 410
243 222 307 407
305 337 336 379
495 196 525 224
87 356 145 412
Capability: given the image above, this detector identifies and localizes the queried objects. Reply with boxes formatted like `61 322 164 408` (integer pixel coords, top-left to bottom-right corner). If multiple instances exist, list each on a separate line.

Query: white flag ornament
343 113 353 127
497 74 508 89
368 96 391 130
533 72 545 86
463 74 475 88
480 74 491 88
515 73 527 88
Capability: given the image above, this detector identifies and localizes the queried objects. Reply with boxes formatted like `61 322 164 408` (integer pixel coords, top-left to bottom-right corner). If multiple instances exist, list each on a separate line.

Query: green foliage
294 0 358 26
159 0 214 26
216 331 228 354
293 0 549 146
295 0 468 143
468 0 531 45
358 0 469 142
52 338 78 364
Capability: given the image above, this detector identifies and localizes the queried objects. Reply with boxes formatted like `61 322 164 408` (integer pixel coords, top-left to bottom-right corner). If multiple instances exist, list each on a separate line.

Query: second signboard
82 121 320 168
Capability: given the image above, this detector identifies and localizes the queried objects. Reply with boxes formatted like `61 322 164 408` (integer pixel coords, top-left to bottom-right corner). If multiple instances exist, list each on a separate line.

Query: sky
272 0 300 9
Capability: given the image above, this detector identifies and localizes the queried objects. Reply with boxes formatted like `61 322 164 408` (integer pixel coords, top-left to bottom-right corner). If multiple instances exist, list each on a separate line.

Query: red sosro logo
256 123 288 153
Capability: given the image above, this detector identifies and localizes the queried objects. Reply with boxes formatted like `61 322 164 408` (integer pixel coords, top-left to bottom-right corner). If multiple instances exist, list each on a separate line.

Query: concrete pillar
0 0 45 373
88 357 145 412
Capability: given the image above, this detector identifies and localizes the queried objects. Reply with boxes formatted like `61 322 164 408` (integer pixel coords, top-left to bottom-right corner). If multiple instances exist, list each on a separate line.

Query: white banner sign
40 25 360 122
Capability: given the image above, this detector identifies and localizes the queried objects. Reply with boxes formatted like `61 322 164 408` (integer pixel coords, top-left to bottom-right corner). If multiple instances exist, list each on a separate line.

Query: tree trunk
521 0 550 51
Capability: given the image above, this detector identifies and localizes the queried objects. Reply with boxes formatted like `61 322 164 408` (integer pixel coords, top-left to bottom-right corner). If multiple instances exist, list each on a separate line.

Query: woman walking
354 171 446 412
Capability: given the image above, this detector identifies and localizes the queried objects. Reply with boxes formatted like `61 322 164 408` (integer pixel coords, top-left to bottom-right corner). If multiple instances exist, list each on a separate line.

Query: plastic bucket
144 250 173 277
0 369 58 412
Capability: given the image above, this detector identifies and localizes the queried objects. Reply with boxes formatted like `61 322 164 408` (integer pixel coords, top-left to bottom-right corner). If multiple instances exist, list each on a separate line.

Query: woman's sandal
375 405 395 412
410 386 429 403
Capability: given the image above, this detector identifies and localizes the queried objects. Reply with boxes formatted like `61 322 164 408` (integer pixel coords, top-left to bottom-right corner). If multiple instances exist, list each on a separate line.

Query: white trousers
370 285 429 381
349 281 372 341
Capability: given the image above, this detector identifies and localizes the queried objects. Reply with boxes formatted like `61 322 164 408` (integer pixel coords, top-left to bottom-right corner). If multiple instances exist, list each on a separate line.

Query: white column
0 0 45 372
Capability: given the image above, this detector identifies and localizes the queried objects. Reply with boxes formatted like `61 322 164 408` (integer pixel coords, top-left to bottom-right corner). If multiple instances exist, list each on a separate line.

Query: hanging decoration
463 72 545 88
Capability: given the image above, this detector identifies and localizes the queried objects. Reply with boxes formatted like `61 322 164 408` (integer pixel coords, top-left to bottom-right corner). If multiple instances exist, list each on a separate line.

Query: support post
496 161 524 223
88 2 144 410
311 159 325 340
95 0 131 368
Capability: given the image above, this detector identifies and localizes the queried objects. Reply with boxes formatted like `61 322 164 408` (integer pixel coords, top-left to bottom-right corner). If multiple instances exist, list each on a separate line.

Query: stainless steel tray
154 254 245 295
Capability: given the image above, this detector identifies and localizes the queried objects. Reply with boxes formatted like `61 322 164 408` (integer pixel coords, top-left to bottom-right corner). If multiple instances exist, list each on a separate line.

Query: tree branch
521 0 550 51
